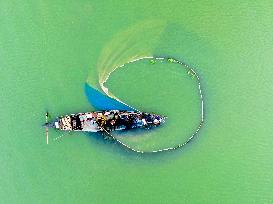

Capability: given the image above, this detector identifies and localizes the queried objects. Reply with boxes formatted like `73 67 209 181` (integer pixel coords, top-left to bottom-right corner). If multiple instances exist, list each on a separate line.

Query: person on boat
96 113 107 128
113 113 121 129
123 114 134 130
153 118 160 126
132 116 138 128
142 118 147 127
146 114 153 123
128 115 135 129
136 115 143 128
109 119 116 131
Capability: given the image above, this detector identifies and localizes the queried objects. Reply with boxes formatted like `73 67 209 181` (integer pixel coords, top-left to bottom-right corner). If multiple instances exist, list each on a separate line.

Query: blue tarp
84 83 134 111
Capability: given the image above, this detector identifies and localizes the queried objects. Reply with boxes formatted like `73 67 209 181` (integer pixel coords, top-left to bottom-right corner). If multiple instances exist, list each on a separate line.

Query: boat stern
44 121 60 129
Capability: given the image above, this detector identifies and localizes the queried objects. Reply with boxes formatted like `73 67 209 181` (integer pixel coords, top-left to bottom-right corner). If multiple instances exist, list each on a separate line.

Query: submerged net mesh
87 56 205 154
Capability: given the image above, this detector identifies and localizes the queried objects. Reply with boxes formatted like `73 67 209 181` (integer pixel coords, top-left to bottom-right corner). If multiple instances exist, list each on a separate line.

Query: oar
45 112 49 144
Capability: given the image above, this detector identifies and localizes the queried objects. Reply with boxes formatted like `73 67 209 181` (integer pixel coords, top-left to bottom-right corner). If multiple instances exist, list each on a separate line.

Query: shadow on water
85 129 200 163
154 22 216 64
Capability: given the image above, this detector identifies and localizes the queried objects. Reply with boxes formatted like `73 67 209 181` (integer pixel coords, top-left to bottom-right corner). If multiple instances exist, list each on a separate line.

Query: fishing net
85 21 205 153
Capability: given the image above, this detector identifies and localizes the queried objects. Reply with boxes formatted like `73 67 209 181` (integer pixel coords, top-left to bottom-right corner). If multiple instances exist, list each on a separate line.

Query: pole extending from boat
46 112 49 144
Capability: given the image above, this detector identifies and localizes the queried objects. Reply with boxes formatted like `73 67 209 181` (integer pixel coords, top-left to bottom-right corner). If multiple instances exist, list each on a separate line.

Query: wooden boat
44 110 166 143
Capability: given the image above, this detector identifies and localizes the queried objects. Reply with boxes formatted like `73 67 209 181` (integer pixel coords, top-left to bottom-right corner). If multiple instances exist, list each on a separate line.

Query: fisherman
136 115 143 128
142 118 147 127
123 114 133 130
96 112 107 127
146 114 153 123
132 116 138 128
153 118 160 126
109 119 116 131
112 113 120 129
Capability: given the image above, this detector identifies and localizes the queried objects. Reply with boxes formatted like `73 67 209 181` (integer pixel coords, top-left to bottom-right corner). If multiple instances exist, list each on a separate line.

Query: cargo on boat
46 110 166 133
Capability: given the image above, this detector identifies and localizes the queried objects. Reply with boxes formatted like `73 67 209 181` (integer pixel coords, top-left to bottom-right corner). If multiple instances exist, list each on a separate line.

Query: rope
101 56 205 153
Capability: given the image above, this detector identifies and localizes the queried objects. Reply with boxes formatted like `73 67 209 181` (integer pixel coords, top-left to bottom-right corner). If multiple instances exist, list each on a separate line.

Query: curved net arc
100 56 205 154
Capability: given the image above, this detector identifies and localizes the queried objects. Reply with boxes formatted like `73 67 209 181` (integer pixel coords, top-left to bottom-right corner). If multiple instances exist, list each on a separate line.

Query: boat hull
49 110 165 133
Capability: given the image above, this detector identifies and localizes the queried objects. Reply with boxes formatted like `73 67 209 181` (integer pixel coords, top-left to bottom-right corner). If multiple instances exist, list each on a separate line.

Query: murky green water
1 1 273 203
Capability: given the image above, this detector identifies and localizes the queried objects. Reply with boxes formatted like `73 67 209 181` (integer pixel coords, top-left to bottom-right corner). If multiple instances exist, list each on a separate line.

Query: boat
44 110 166 143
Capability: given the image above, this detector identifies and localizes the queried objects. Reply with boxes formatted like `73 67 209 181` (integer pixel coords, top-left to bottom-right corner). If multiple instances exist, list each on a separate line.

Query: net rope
100 56 205 153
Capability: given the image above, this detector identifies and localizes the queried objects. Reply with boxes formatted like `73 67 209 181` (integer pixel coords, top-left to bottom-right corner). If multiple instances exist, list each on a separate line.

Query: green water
107 59 202 152
1 1 273 203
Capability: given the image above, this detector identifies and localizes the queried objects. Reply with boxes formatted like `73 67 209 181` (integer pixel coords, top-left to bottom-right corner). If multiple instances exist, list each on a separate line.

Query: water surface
0 1 273 203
